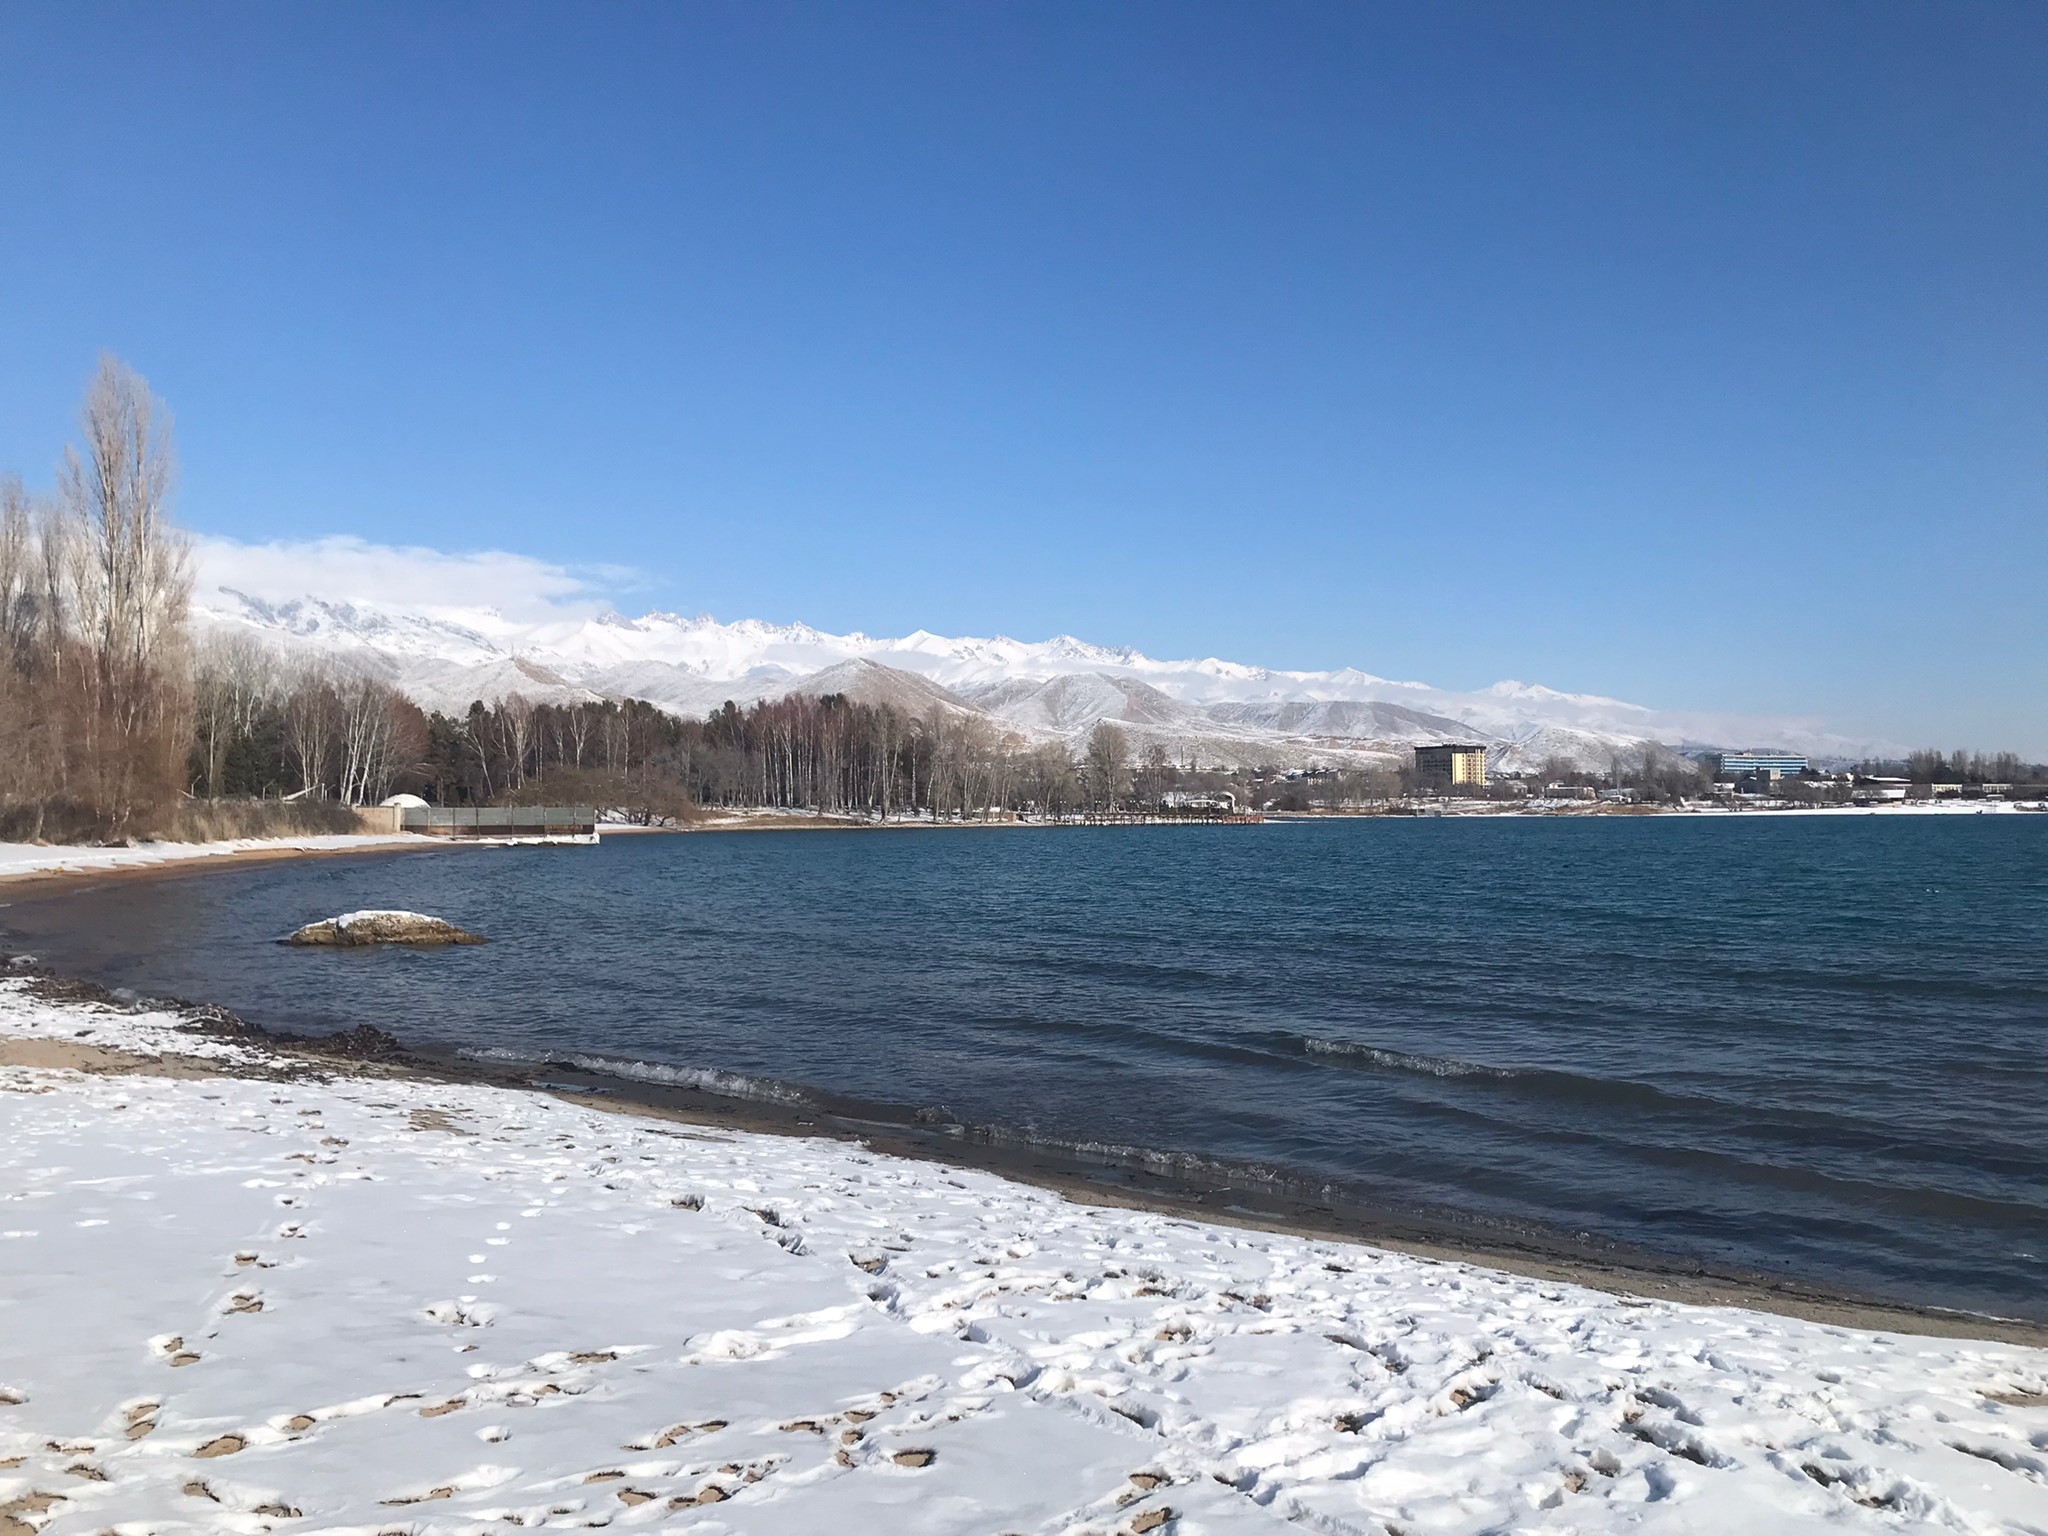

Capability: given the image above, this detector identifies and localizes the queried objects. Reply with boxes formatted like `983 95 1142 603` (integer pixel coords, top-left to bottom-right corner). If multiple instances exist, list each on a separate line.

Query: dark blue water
7 817 2046 1318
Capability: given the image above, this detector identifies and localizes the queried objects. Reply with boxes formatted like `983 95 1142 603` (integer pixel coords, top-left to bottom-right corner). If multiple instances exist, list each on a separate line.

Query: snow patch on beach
0 834 430 885
0 978 261 1067
1 981 2045 1534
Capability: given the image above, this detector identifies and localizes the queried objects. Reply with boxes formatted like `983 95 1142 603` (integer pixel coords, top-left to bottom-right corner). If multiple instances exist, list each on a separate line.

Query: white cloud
192 534 634 626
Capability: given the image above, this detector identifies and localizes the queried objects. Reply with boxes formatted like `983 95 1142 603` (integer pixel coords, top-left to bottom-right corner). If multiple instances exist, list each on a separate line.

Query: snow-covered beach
3 978 2045 1535
0 835 440 890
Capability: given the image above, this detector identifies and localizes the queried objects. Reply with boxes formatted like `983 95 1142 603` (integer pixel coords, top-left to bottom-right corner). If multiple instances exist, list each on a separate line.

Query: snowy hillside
1205 699 1482 747
191 584 1870 772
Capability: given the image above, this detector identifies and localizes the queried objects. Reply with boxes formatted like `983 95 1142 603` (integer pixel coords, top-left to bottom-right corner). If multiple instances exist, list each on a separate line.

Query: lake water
6 816 2045 1319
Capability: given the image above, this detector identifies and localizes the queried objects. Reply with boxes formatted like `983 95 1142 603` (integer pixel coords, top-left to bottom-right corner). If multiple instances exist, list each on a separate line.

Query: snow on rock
284 911 487 947
1 980 2044 1534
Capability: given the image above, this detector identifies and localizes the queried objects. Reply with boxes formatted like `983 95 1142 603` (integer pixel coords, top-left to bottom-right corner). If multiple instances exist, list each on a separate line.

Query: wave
458 1042 1366 1209
458 1046 814 1107
1293 1035 2048 1186
1301 1037 1521 1080
1296 1033 1790 1125
952 1119 1321 1197
1297 1034 1730 1115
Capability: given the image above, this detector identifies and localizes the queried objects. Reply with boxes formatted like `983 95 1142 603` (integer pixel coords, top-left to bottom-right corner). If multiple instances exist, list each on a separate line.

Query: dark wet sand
470 1051 2048 1347
9 962 2041 1349
0 836 476 897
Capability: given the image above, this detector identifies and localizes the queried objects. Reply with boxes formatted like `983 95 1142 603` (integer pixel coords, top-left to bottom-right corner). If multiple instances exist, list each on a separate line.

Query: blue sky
2 3 2043 752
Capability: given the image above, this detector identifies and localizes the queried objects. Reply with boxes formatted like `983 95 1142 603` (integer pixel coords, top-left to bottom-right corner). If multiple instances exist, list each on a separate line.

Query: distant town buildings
1414 743 1489 790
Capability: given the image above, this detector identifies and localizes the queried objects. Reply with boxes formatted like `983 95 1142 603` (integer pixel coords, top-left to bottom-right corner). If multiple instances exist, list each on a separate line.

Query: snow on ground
0 983 262 1066
1477 801 2041 818
0 835 432 885
2 982 2046 1536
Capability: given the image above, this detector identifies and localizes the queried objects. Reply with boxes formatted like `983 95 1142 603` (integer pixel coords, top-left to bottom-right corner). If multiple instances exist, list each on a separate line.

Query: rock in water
285 910 486 947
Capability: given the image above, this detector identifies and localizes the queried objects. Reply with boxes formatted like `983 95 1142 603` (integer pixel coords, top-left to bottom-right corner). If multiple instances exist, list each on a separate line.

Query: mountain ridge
190 586 1883 771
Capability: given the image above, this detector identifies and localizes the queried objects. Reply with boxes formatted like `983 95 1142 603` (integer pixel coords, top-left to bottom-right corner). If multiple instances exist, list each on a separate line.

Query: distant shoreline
1267 800 2047 820
678 801 2045 832
0 833 472 898
3 794 2037 897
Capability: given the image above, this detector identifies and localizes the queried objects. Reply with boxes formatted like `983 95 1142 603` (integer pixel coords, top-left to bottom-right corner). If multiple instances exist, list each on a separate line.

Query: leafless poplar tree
191 631 286 796
55 357 194 829
337 674 405 805
1084 721 1131 812
495 693 537 789
282 662 342 797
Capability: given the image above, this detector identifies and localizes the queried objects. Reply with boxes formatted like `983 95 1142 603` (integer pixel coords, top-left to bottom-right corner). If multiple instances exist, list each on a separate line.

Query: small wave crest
953 1119 1340 1202
1301 1037 1520 1080
459 1046 812 1106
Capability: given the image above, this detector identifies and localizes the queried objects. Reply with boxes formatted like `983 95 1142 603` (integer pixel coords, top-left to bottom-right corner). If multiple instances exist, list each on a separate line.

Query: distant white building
1712 752 1809 781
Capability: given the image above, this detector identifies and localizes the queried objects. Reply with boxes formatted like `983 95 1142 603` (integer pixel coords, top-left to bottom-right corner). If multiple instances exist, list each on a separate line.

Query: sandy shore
2 976 2046 1534
0 833 474 897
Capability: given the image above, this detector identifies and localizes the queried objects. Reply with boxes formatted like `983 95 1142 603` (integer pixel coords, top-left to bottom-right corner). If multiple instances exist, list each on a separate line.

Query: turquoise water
8 816 2046 1317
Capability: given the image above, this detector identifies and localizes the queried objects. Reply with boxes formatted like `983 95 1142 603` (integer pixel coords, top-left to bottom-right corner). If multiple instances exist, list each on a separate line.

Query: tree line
8 361 2043 841
0 362 1192 833
392 697 1152 822
0 353 1168 836
1 360 195 840
1898 749 2041 786
171 674 1215 824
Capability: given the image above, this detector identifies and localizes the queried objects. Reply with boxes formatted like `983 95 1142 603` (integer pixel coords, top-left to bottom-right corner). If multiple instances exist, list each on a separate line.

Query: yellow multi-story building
1413 743 1489 790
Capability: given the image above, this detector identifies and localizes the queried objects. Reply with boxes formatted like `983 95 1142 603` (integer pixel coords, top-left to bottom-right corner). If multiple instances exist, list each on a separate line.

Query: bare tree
1084 721 1130 812
495 692 537 789
0 477 30 659
56 357 194 829
953 715 997 818
1135 739 1171 807
0 478 42 814
282 662 341 797
191 631 284 796
564 702 593 769
337 673 409 805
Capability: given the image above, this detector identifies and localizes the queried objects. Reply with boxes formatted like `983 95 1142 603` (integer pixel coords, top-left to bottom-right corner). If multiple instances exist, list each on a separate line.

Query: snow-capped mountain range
191 586 1878 772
